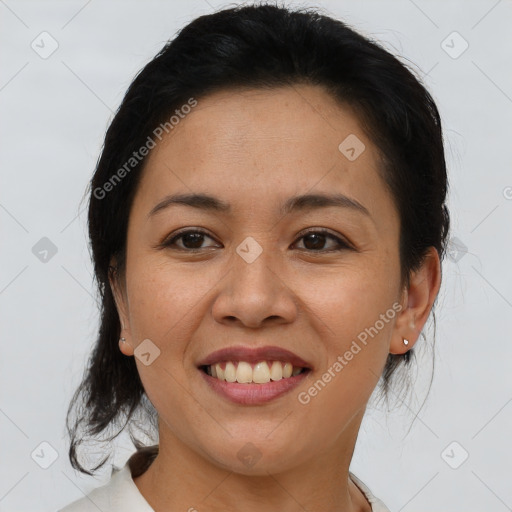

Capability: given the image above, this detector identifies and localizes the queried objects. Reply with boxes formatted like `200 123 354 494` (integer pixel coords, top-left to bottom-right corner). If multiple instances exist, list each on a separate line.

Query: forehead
133 85 396 224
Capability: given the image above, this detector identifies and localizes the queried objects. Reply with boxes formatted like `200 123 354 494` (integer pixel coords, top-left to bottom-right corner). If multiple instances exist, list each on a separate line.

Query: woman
60 4 449 511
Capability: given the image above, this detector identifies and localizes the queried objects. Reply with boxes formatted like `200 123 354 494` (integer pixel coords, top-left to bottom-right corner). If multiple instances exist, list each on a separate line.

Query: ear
108 257 134 357
390 247 442 355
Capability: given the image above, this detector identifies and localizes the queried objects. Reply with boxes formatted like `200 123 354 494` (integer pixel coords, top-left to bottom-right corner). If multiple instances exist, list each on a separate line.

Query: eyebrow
147 192 370 218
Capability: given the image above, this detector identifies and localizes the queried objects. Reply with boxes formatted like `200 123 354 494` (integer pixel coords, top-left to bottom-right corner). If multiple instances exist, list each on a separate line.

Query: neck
133 411 371 512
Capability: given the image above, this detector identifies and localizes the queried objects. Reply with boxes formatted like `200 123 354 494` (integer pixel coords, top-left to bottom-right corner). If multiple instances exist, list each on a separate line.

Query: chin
202 437 306 476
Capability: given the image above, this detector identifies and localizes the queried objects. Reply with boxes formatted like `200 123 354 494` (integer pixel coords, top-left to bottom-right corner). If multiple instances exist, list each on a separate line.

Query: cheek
295 272 397 432
296 262 399 344
124 260 212 342
125 264 206 428
292 262 399 416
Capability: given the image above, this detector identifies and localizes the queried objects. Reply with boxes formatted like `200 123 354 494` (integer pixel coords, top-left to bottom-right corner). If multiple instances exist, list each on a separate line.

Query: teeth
253 362 270 383
207 361 304 384
270 361 283 380
236 362 252 383
225 362 236 382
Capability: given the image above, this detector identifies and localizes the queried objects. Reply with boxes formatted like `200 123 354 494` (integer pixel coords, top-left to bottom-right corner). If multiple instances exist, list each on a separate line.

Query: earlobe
390 247 441 355
119 336 134 356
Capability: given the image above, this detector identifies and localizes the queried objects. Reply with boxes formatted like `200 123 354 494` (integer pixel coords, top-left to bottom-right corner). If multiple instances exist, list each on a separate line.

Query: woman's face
113 85 410 474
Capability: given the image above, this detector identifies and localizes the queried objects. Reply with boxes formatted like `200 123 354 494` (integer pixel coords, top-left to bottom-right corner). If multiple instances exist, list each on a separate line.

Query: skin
110 84 441 512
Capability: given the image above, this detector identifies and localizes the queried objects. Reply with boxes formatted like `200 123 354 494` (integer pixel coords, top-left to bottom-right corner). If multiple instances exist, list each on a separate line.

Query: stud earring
403 338 409 346
120 337 126 343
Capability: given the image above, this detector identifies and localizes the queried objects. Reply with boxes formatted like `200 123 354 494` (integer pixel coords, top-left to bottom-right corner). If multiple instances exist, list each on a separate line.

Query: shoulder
58 460 154 512
59 446 158 512
58 465 127 512
349 472 392 512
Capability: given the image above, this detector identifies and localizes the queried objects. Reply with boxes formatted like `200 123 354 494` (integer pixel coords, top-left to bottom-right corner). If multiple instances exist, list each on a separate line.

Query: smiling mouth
199 361 310 384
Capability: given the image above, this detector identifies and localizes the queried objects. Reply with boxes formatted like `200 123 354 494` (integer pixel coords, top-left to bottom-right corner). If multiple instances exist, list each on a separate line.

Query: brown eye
293 229 352 252
163 229 219 251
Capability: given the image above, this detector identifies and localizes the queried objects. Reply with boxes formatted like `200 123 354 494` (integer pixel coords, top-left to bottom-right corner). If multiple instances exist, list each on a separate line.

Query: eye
161 229 219 251
292 229 352 252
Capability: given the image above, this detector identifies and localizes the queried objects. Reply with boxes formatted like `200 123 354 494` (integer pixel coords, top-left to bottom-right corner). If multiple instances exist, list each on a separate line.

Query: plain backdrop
1 1 511 511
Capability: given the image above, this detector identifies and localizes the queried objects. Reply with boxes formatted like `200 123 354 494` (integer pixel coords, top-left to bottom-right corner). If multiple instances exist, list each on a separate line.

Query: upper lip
197 345 313 369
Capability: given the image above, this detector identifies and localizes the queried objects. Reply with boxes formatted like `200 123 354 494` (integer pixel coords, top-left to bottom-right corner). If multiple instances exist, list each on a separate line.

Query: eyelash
159 228 353 253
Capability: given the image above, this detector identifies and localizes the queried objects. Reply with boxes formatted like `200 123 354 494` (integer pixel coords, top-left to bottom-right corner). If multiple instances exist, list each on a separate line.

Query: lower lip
199 369 310 405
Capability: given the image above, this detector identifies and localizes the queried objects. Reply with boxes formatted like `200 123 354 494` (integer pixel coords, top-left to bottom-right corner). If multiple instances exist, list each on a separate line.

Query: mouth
197 345 312 405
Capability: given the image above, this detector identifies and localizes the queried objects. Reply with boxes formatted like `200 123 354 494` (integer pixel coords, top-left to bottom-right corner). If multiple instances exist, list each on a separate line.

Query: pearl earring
403 338 409 346
120 337 126 343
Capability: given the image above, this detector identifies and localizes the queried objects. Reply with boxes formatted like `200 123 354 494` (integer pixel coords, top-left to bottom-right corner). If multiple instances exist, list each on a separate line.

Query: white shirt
59 450 391 512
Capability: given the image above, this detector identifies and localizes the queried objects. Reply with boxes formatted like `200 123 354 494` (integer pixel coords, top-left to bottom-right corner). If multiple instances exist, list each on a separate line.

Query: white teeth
206 361 304 384
224 362 236 382
269 361 282 381
236 362 252 383
253 362 271 383
214 363 224 380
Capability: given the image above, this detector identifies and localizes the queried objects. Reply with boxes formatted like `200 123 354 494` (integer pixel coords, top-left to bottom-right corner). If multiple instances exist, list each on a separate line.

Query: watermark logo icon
236 237 263 264
447 236 468 263
338 134 366 161
441 31 469 59
31 32 59 59
32 237 58 263
441 441 469 469
237 442 262 468
31 441 58 469
134 338 161 366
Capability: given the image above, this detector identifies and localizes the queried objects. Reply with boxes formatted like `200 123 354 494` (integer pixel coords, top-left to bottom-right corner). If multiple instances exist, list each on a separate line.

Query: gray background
1 1 511 511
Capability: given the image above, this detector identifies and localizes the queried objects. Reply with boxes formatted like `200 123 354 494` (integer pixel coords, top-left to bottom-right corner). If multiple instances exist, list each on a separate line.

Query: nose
211 242 298 329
